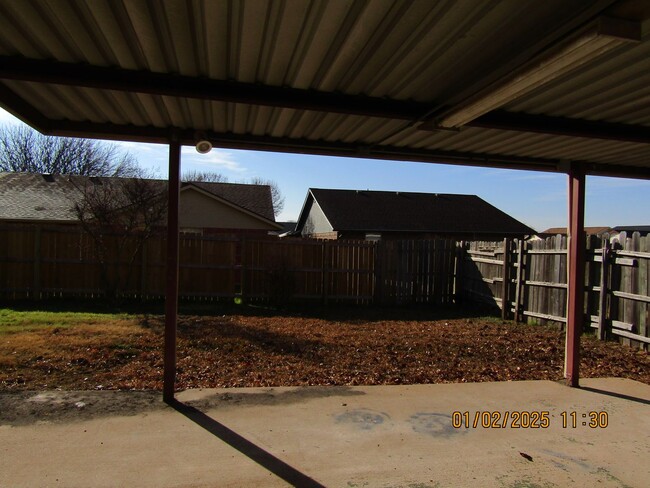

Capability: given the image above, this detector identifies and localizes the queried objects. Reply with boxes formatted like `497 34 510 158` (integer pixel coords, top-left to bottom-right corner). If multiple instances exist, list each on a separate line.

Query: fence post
238 235 246 303
597 239 611 340
608 234 623 340
32 225 42 300
454 241 464 304
501 238 511 320
514 239 525 323
585 235 599 326
321 241 329 305
140 240 148 299
373 240 384 305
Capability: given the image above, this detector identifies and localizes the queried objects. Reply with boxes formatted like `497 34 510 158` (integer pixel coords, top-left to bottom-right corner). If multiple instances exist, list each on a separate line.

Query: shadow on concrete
580 386 650 406
168 399 326 488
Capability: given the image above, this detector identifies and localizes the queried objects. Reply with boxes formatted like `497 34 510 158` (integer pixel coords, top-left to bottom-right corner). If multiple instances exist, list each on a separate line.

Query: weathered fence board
459 232 650 349
0 225 457 306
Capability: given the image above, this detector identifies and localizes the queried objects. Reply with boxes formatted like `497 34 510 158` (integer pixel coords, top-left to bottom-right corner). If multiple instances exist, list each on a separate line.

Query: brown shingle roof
0 172 275 222
305 189 535 235
540 226 611 236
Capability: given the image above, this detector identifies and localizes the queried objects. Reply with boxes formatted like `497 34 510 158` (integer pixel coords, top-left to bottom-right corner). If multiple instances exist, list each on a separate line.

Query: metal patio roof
0 0 649 178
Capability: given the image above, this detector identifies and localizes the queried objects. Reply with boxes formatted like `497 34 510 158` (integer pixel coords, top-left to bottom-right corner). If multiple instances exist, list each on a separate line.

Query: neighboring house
608 226 650 238
0 172 282 235
608 225 650 245
532 226 612 240
269 221 299 236
293 188 534 241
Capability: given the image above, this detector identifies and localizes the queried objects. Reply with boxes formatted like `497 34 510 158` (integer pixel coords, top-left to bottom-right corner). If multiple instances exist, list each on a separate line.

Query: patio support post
565 162 586 387
163 135 181 402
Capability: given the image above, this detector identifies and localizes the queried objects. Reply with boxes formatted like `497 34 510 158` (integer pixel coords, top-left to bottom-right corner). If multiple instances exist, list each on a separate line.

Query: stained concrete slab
1 378 648 488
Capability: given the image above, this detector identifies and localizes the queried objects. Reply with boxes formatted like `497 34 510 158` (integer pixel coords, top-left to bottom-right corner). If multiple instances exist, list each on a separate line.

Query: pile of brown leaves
1 309 648 390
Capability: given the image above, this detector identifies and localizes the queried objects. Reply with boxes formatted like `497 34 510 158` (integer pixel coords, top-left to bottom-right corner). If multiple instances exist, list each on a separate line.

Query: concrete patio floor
1 377 649 488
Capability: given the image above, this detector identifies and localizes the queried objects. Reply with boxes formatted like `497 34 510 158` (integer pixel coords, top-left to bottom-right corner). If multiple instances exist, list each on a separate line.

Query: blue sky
2 108 648 231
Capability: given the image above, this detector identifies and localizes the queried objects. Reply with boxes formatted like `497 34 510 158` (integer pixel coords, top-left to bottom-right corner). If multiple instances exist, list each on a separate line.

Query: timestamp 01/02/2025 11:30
451 410 609 429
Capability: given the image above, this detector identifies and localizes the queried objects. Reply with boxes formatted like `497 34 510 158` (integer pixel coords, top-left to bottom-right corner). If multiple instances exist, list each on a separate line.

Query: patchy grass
0 308 131 334
0 306 648 391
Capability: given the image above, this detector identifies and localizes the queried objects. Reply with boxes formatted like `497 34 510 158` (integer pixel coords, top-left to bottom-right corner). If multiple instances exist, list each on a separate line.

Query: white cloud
114 141 165 153
181 147 246 173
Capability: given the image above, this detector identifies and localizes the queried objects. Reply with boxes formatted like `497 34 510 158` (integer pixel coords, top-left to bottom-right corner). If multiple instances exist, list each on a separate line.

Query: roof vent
42 174 55 183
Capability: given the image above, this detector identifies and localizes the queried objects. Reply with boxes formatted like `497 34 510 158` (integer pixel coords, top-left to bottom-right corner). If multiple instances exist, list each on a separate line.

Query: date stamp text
451 411 608 429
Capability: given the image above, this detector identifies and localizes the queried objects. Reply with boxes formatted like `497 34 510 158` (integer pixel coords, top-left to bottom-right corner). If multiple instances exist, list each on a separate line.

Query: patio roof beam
0 83 52 133
466 110 650 144
43 119 562 170
42 119 650 179
418 110 650 144
0 56 425 121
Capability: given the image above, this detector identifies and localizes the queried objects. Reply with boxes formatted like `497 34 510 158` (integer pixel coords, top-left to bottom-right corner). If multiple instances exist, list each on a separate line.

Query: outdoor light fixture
196 135 212 154
434 16 641 129
192 130 213 154
195 139 212 154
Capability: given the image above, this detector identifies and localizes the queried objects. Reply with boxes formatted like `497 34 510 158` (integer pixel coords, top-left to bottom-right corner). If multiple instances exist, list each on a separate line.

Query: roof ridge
310 187 474 197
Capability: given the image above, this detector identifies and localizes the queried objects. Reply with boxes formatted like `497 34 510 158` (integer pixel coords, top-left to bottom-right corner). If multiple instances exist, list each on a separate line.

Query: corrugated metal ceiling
0 0 649 176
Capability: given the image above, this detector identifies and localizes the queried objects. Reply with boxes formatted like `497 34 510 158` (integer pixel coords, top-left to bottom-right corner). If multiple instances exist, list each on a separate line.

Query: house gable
179 187 280 230
296 192 334 237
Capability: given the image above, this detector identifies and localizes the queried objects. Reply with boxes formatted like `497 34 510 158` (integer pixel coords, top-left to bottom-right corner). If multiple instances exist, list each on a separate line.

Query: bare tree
182 171 285 218
249 177 285 218
0 124 139 176
71 174 167 299
181 169 228 183
181 169 228 182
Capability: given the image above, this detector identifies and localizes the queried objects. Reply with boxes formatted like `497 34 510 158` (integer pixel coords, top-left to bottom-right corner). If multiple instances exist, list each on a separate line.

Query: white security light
195 140 212 154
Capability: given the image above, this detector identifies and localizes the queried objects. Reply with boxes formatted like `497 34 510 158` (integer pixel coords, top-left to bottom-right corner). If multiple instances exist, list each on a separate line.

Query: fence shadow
459 245 503 314
167 399 326 488
579 386 650 406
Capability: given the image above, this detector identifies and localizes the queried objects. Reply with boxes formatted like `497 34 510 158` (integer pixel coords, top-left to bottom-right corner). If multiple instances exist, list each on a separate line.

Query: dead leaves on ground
1 313 648 390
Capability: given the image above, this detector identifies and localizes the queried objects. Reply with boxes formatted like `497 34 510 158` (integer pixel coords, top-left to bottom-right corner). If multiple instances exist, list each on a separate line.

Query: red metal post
163 137 181 402
565 162 586 387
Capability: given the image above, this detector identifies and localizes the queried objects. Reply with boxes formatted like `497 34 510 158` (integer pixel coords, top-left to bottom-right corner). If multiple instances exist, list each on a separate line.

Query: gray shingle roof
305 188 535 235
189 181 275 221
0 172 275 223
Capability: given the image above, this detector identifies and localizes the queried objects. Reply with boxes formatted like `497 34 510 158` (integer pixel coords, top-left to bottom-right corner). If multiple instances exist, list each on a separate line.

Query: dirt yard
1 306 648 393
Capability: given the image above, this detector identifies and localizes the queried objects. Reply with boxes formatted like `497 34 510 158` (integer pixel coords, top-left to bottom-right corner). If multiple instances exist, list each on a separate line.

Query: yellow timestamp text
560 411 608 428
451 411 609 429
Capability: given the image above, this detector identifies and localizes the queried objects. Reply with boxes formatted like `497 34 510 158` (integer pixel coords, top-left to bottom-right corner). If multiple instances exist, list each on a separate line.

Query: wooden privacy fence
460 232 650 349
0 225 457 306
3 224 648 348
